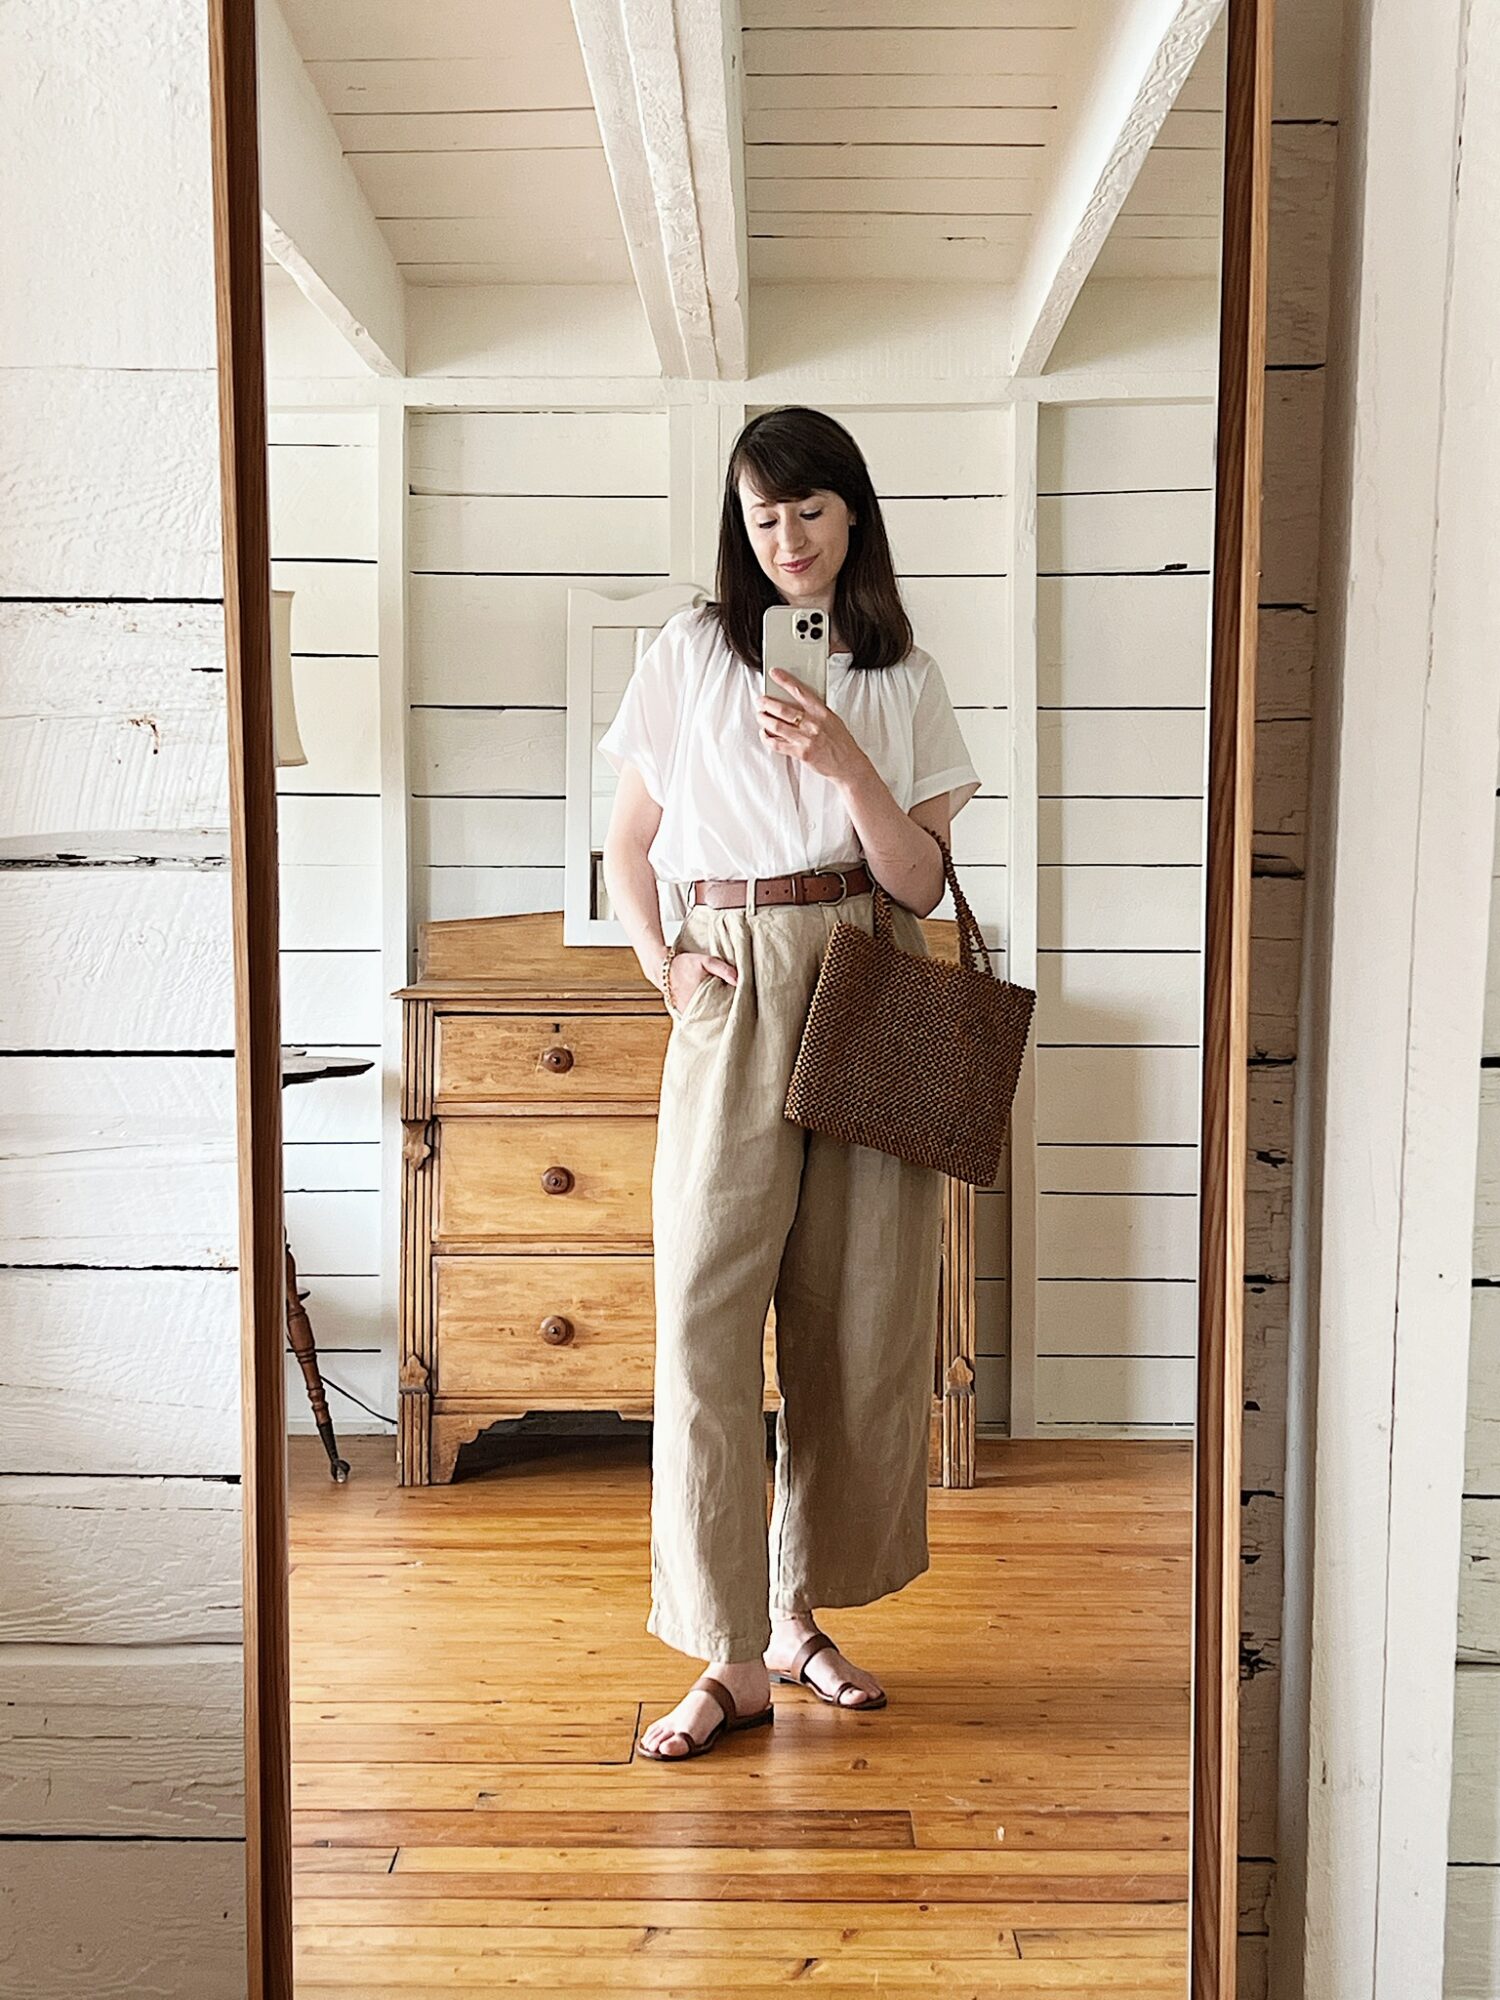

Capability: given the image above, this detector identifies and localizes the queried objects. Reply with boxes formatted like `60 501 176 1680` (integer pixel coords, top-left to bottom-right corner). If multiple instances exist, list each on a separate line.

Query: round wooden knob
540 1315 574 1346
540 1165 574 1195
540 1045 574 1074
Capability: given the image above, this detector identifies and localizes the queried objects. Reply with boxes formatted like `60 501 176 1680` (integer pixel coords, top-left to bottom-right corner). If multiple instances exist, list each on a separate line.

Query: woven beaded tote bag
783 833 1036 1188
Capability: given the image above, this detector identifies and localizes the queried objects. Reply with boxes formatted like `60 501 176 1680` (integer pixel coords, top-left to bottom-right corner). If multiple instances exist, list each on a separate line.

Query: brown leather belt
690 863 872 910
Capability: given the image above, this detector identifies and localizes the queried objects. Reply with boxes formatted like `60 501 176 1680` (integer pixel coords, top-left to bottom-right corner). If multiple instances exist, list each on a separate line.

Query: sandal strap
787 1630 837 1684
691 1673 738 1727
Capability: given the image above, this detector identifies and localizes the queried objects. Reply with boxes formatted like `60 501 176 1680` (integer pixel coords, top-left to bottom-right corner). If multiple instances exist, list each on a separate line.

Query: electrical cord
319 1374 395 1428
286 1350 396 1430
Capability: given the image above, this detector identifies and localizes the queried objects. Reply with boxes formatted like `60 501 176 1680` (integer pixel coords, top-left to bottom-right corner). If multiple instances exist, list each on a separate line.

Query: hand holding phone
762 602 829 708
757 607 863 788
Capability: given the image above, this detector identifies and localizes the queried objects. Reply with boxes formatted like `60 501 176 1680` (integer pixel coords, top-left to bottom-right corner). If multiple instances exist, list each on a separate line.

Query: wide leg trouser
647 887 946 1664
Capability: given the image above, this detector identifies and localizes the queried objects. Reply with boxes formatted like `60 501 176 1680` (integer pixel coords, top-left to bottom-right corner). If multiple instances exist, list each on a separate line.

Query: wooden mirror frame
207 0 1273 1990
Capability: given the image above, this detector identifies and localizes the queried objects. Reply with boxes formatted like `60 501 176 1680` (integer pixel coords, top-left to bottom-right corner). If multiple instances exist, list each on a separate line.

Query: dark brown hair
705 406 913 675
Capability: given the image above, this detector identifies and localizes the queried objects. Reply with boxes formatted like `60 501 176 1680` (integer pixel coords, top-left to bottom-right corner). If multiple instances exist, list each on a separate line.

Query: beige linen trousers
648 886 946 1664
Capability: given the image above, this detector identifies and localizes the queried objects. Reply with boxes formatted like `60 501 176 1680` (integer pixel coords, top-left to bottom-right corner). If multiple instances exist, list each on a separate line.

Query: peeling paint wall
0 3 246 1991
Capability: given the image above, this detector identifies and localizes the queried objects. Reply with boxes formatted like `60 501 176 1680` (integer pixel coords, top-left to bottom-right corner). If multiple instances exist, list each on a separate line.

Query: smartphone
762 602 829 707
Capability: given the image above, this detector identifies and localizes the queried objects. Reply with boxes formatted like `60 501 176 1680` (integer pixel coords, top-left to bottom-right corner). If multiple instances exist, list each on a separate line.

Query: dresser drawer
437 1254 655 1400
435 1013 670 1106
437 1115 656 1244
435 1255 780 1406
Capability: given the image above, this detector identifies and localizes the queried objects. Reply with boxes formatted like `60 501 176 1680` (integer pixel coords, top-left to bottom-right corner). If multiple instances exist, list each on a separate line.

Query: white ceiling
278 0 624 284
275 0 1225 294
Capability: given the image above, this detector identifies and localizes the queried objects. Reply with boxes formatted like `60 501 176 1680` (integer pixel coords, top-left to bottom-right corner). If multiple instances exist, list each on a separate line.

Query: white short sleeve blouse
598 602 981 888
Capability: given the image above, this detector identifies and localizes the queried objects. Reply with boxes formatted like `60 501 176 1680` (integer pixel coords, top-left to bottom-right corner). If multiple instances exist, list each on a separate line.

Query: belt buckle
808 867 849 906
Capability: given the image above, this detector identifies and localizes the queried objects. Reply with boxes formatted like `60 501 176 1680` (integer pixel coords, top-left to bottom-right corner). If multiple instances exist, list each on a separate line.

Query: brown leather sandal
637 1672 776 1762
770 1629 888 1710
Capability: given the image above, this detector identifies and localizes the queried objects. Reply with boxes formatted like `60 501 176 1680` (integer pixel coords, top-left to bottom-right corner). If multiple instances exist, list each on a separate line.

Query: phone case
762 602 829 705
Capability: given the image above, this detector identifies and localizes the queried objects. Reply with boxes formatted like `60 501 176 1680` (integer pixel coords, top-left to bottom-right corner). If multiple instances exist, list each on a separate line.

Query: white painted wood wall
1233 5 1345 1989
0 1 245 1990
271 406 390 1437
408 407 671 923
1032 399 1212 1432
1449 788 1500 1992
1264 0 1500 1988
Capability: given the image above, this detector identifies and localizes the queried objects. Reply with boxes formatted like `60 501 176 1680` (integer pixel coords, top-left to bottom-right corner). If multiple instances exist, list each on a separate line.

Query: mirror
223 0 1262 1987
565 582 707 939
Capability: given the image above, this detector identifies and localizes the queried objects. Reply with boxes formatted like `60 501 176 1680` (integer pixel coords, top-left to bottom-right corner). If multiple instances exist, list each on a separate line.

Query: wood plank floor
289 1430 1192 1996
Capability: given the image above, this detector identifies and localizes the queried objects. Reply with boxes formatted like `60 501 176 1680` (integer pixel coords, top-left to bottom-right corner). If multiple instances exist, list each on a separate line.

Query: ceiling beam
1009 0 1224 378
572 0 749 380
256 0 406 377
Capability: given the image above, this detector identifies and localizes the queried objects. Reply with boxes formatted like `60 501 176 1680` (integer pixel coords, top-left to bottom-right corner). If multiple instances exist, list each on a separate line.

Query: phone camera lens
796 620 807 634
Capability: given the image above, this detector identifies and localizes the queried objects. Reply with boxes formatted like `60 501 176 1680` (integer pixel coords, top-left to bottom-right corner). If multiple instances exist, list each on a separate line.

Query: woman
599 405 981 1761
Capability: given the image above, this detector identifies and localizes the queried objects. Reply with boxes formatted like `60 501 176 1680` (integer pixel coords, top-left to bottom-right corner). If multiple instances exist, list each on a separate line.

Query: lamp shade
270 587 308 769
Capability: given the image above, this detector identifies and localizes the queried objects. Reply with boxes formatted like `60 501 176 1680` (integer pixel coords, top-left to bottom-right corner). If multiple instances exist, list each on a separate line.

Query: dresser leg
285 1238 351 1482
398 1357 432 1485
431 1414 493 1484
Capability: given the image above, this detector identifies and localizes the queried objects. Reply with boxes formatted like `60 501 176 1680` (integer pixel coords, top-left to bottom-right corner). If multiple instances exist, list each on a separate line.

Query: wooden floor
289 1428 1193 1996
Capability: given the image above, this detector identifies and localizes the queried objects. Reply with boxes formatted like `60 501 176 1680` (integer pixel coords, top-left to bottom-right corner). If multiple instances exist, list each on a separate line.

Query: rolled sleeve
597 618 680 806
910 655 982 816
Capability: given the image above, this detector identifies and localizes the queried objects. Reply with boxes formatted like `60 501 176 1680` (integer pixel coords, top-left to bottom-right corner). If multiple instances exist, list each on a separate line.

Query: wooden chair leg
284 1238 350 1482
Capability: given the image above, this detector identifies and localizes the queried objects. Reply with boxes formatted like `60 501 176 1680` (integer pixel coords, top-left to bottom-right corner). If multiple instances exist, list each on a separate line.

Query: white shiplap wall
0 0 245 1987
270 406 390 1437
408 408 672 924
1449 794 1500 1992
1236 1 1345 1980
1033 400 1213 1432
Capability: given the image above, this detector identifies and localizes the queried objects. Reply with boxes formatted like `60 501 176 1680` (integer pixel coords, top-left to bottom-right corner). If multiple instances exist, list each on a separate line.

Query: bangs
734 437 823 509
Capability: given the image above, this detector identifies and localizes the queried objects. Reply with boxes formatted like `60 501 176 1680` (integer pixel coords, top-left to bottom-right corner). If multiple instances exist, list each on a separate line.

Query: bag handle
872 829 990 974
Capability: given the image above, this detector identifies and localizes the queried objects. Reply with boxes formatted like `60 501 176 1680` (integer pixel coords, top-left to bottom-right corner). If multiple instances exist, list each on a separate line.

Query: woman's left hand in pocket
759 666 870 788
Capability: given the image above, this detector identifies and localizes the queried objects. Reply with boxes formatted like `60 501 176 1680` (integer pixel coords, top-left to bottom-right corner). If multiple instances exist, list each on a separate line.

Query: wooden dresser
397 912 976 1487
